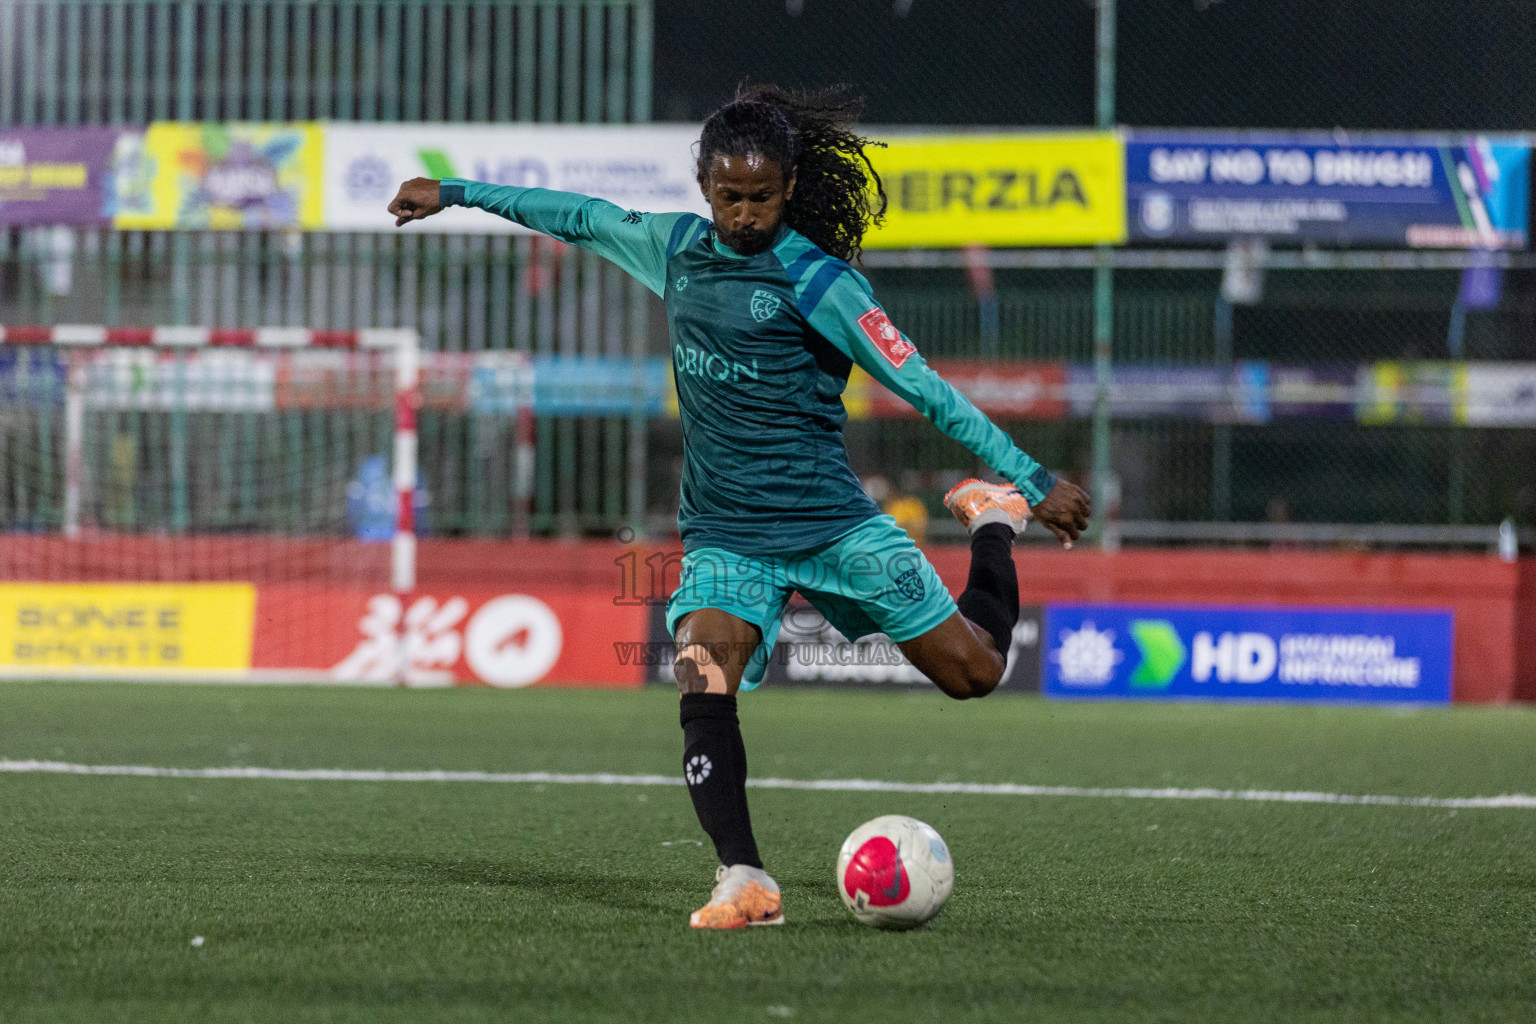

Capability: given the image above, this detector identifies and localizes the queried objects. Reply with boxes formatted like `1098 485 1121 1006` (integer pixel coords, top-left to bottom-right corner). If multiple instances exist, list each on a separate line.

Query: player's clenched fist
388 177 445 226
1031 478 1093 548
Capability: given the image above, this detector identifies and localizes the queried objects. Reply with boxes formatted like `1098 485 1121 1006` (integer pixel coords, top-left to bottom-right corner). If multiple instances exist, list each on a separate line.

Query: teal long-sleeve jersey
441 178 1057 555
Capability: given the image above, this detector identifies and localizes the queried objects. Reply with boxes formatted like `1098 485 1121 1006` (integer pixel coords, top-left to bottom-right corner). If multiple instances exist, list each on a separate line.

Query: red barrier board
253 584 647 687
2 534 1530 699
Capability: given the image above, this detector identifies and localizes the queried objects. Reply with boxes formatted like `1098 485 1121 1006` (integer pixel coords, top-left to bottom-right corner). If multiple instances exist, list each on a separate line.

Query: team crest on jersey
674 276 689 292
857 308 917 368
749 289 782 322
893 567 925 602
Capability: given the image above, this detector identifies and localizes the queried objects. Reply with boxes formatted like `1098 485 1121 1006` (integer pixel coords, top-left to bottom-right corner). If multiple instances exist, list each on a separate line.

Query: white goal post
0 324 422 683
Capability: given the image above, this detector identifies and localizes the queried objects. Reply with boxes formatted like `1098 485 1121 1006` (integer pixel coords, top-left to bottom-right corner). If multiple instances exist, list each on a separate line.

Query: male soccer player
388 85 1092 929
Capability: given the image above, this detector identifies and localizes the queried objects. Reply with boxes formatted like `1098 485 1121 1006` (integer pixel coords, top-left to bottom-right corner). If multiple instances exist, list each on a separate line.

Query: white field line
2 759 1534 810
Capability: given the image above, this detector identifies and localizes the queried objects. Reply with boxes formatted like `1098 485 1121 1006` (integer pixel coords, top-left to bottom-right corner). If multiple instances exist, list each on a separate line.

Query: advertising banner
1067 364 1226 420
253 585 647 687
851 359 1068 420
114 123 323 230
864 132 1125 248
1042 603 1453 703
82 349 277 412
1126 131 1530 247
18 349 1536 427
1268 364 1360 421
1061 363 1273 422
642 600 1044 692
0 127 118 226
529 355 669 417
1356 362 1463 425
1461 364 1536 426
0 583 255 676
323 123 709 233
0 349 66 407
272 350 519 414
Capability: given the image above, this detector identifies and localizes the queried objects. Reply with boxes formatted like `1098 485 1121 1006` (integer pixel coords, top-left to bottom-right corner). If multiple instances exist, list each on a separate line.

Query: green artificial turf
1 682 1533 1023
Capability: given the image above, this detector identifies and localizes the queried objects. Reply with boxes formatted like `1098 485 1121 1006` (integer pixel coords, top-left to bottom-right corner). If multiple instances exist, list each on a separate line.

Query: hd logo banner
1042 603 1452 704
864 132 1126 248
322 123 708 233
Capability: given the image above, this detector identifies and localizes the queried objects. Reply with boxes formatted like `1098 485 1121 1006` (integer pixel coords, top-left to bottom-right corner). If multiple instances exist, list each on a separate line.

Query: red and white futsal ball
837 815 954 929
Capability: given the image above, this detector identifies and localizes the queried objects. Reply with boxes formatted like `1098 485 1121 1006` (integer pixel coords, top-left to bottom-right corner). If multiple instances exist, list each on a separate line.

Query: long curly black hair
696 84 887 262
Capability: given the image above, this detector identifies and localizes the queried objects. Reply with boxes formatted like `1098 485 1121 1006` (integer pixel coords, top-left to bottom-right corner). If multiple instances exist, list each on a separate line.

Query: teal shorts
665 514 957 690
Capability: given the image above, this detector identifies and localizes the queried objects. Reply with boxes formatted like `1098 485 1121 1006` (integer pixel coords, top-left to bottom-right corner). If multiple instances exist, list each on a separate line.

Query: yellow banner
114 122 323 230
1357 362 1467 425
0 583 255 674
864 132 1125 248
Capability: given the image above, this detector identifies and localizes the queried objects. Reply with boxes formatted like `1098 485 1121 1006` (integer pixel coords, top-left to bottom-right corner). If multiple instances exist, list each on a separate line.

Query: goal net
0 325 425 684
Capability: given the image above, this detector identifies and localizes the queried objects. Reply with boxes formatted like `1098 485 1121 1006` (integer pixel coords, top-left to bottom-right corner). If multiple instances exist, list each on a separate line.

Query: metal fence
1 0 654 537
859 250 1536 537
2 0 1534 547
0 0 651 125
5 239 1536 539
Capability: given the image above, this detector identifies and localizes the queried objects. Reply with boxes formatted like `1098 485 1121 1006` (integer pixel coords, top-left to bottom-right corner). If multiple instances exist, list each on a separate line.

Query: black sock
679 693 762 869
956 522 1019 658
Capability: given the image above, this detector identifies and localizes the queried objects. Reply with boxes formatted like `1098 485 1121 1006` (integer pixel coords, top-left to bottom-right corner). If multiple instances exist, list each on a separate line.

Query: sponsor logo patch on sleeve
857 308 917 369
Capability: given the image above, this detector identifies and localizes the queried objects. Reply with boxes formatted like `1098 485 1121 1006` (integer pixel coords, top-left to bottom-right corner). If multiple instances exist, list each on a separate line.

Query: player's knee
967 665 1002 699
931 648 1002 700
958 646 1004 699
674 643 729 695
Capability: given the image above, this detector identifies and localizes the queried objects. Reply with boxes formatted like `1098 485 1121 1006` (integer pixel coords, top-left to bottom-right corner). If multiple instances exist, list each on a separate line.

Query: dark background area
655 0 1536 130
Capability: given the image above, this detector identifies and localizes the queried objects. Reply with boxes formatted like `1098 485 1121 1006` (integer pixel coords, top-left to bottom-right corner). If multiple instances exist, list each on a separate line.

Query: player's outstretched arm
807 268 1090 545
386 176 701 298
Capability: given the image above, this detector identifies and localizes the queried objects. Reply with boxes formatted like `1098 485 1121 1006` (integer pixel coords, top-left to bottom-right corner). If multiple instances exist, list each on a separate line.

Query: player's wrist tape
438 179 467 207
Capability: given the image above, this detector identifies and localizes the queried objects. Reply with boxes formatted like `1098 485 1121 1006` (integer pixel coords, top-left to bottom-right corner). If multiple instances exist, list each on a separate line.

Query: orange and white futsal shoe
689 864 784 929
943 478 1032 536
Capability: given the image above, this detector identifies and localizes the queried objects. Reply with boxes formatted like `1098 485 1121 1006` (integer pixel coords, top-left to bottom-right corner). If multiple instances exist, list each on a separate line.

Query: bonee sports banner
1043 603 1453 703
0 583 255 676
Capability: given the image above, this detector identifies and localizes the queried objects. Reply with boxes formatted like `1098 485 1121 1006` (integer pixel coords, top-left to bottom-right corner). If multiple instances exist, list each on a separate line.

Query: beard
717 223 775 256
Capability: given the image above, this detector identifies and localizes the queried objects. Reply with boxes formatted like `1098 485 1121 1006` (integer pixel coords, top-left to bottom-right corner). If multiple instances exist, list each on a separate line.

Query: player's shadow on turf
331 854 675 913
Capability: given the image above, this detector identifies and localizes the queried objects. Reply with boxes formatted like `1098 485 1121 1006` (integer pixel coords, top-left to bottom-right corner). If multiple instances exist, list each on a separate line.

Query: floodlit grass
1 682 1533 1023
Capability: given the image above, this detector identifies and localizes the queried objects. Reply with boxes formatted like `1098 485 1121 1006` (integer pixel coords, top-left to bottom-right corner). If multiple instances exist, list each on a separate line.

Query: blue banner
1126 131 1529 248
469 356 668 417
1043 603 1452 704
0 349 65 407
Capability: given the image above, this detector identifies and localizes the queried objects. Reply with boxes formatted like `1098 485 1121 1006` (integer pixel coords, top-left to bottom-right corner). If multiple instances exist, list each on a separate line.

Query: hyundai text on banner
864 132 1126 248
1126 131 1530 247
1043 604 1453 703
324 124 710 232
0 127 118 226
